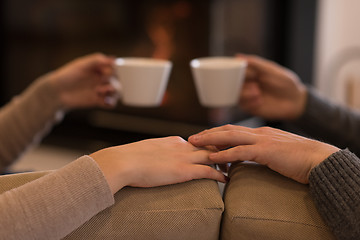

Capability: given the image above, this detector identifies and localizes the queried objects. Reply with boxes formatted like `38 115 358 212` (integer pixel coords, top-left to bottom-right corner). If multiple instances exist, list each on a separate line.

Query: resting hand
189 125 339 184
237 54 307 120
47 53 119 110
90 136 226 195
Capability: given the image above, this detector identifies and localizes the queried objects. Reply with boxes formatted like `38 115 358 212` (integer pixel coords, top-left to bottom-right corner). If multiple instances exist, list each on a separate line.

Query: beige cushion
0 172 224 240
221 163 335 240
65 179 224 240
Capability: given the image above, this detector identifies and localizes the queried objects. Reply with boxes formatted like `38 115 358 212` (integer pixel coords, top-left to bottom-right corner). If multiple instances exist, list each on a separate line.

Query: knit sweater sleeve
309 149 360 240
0 155 115 240
0 75 64 171
293 88 360 156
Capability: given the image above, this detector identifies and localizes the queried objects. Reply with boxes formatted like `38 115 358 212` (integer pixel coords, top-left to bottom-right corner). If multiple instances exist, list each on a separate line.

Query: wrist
295 85 308 119
306 143 340 183
43 70 70 110
28 72 66 116
90 148 130 195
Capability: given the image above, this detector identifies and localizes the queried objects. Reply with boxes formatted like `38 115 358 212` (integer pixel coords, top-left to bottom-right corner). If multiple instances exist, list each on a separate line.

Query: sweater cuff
292 88 333 130
309 149 360 237
22 75 65 123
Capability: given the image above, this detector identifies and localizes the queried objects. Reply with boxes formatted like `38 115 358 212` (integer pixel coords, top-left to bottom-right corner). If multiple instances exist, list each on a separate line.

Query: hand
90 136 226 195
237 54 307 120
47 53 119 110
189 125 340 184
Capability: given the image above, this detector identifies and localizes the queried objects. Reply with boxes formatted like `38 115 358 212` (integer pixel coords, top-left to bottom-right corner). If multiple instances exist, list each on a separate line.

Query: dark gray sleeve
309 149 360 240
292 89 360 156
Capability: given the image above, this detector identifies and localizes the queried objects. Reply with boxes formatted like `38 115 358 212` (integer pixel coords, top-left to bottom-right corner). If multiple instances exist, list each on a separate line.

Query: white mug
113 57 172 107
190 57 247 107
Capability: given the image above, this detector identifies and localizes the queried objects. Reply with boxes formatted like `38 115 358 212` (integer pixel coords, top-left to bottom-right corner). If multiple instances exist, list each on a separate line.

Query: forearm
0 75 64 170
293 88 360 156
0 156 114 240
309 149 360 240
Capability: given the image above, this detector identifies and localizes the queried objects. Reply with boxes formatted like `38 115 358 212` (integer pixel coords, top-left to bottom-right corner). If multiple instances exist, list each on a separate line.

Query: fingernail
189 134 199 141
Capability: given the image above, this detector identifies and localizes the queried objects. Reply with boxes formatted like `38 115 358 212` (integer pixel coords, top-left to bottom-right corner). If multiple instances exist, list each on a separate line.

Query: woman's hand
47 53 119 110
90 136 226 195
237 54 307 120
189 125 340 184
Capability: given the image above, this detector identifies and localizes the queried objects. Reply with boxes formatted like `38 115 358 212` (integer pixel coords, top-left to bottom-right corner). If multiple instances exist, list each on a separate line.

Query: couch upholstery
221 163 335 240
64 179 223 240
0 163 335 239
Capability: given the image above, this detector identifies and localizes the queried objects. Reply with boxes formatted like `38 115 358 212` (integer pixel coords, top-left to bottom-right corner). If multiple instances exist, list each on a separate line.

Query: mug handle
109 75 122 96
103 75 122 106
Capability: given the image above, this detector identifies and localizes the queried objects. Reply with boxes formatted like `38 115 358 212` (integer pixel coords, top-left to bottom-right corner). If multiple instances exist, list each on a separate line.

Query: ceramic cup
190 57 247 107
114 57 172 107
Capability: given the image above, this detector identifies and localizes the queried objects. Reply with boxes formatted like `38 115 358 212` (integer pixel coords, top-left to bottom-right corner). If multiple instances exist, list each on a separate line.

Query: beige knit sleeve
0 155 115 240
0 75 64 171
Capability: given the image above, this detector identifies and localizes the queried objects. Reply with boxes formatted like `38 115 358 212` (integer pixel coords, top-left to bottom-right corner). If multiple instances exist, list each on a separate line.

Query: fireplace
1 0 317 149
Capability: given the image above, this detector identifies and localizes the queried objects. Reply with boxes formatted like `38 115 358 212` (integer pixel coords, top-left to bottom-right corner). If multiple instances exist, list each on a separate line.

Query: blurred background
1 0 359 160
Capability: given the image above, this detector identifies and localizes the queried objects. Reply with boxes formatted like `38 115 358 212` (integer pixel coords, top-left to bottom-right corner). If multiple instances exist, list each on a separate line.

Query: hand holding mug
237 54 307 120
48 53 118 110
